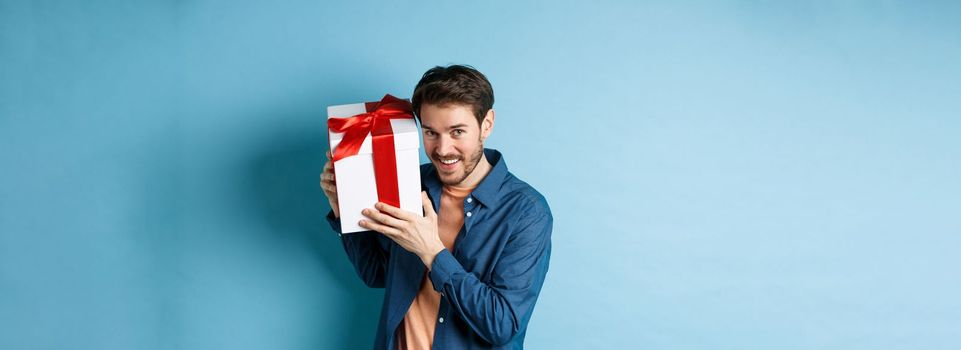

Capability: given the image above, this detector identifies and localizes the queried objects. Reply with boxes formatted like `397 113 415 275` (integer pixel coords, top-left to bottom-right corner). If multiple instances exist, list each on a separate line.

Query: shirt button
466 211 472 218
439 317 445 324
467 197 472 203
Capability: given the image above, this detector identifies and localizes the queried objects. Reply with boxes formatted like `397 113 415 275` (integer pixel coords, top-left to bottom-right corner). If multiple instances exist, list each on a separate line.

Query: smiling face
419 103 495 187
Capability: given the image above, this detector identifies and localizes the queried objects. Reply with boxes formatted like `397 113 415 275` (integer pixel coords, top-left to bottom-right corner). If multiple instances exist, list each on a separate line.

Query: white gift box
327 100 423 233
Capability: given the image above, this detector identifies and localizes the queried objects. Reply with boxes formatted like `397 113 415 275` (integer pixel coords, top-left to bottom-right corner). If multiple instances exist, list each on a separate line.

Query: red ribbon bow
328 94 414 208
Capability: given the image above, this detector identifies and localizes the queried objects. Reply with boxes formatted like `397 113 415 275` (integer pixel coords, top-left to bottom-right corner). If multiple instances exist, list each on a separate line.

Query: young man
320 65 552 349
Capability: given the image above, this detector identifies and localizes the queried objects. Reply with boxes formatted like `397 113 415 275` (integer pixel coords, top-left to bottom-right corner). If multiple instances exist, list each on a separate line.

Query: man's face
419 103 494 187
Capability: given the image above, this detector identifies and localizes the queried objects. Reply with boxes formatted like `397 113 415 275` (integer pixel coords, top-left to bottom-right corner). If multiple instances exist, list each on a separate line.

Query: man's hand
320 150 340 218
360 191 445 268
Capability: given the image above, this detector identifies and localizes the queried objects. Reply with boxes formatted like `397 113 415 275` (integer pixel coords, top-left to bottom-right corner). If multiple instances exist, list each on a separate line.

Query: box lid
327 102 420 155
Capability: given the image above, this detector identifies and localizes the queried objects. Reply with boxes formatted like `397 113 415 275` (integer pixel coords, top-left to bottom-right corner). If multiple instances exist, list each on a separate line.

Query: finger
321 181 336 194
324 162 336 180
421 191 436 219
320 175 334 185
359 219 401 236
321 178 338 193
322 162 336 180
374 202 414 221
322 172 336 183
326 150 331 159
362 208 406 228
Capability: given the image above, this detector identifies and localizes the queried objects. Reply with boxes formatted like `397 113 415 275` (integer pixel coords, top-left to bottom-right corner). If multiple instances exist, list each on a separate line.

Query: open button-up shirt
326 148 553 349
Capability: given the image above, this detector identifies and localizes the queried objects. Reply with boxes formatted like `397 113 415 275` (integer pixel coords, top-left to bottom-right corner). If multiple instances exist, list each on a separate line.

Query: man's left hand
359 191 445 268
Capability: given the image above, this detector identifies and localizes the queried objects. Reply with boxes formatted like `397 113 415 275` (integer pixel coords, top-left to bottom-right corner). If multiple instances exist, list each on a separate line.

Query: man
320 65 552 349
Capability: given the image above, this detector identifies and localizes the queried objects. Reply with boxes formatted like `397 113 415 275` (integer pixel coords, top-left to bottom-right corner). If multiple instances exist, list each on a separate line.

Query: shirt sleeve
327 209 391 289
427 205 553 346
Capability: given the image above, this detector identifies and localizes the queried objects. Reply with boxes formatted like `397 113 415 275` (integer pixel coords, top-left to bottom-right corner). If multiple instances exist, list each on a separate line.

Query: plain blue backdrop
2 1 959 349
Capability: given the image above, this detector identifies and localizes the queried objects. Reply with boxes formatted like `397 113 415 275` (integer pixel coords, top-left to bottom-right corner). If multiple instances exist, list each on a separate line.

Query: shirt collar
424 148 508 208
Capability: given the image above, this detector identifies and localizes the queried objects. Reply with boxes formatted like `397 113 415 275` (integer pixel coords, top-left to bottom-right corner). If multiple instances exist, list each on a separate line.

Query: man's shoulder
500 171 551 219
498 172 552 246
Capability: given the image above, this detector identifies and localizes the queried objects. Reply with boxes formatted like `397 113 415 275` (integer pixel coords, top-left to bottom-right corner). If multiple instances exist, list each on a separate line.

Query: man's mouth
437 157 460 171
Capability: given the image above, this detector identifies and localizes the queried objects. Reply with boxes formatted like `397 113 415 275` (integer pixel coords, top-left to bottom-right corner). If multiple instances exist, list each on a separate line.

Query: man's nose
436 136 456 155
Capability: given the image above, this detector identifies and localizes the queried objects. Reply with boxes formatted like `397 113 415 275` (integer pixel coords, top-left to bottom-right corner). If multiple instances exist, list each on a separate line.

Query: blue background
2 1 959 349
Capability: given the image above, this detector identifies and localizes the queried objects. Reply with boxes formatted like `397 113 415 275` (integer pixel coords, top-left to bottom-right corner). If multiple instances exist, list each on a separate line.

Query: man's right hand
320 150 340 218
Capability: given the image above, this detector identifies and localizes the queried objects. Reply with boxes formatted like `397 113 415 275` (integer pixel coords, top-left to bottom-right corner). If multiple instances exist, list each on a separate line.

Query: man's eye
425 130 436 136
452 130 465 136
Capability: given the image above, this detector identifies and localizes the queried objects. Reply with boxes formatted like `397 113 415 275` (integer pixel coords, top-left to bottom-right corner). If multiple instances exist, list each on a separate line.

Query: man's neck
447 152 492 189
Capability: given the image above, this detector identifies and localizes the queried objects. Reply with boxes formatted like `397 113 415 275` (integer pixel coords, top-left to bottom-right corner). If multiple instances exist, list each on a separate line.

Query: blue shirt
326 148 553 349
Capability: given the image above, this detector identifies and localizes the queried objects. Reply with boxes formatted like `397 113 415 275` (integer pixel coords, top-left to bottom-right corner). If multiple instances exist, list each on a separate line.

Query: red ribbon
328 94 414 208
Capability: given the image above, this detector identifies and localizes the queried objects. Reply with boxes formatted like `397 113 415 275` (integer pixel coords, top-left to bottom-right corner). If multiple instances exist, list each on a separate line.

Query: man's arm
327 210 391 289
428 205 553 346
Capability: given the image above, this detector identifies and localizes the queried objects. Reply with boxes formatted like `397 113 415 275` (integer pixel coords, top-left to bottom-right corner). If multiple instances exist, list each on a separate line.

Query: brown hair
411 64 494 127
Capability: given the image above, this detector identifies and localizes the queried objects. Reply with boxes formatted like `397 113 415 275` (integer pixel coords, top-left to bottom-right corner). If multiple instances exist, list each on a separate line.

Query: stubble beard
438 141 484 187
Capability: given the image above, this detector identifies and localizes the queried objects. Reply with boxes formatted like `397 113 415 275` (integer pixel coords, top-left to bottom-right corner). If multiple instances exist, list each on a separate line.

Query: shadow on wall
244 95 386 348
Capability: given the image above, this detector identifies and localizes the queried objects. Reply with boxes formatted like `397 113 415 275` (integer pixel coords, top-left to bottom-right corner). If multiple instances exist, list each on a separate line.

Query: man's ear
480 109 495 141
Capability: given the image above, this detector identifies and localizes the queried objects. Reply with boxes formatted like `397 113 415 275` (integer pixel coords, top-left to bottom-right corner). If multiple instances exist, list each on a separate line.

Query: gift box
327 94 423 233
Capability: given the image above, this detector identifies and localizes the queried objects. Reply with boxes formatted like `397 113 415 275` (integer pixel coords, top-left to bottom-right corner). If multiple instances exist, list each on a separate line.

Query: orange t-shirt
396 184 475 349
